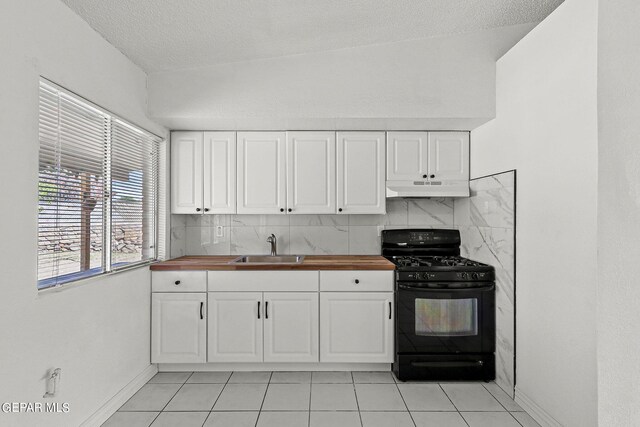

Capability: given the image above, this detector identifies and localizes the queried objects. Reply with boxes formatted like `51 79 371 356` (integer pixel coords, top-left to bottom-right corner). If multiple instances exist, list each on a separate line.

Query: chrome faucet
266 234 277 256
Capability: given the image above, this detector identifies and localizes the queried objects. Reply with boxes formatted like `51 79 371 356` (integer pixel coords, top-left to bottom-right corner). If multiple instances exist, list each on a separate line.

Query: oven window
415 298 478 336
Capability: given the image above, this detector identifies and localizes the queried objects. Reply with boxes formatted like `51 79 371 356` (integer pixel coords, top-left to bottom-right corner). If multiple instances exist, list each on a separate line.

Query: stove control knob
460 272 468 279
471 273 479 280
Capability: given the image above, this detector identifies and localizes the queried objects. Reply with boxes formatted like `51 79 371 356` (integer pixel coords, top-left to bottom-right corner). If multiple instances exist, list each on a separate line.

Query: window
38 80 161 289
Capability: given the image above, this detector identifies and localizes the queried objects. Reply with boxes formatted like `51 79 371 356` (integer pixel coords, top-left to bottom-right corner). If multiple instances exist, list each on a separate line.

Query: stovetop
390 255 489 269
381 229 495 282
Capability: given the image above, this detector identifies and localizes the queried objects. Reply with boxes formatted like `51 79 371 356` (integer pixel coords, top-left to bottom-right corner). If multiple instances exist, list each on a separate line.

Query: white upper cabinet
427 132 469 182
237 132 287 214
171 129 469 215
286 132 336 214
336 132 386 214
386 131 469 197
387 131 469 182
386 132 429 180
203 132 236 214
171 132 203 214
171 131 236 214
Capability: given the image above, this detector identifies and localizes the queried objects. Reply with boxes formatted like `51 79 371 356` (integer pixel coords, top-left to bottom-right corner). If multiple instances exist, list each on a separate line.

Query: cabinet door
237 132 286 214
203 132 236 214
151 293 206 363
286 132 336 214
337 132 386 214
208 292 263 362
320 292 394 363
263 292 319 363
171 132 203 214
386 132 429 180
428 132 469 182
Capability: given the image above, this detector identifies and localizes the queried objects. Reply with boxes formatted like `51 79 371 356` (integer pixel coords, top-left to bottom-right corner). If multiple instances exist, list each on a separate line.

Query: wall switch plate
215 226 224 237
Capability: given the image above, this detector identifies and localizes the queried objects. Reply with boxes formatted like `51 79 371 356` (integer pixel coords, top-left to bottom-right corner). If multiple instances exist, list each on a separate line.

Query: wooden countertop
150 255 395 271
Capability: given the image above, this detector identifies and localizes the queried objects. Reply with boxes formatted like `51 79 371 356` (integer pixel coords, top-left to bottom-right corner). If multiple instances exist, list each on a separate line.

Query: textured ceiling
61 0 563 72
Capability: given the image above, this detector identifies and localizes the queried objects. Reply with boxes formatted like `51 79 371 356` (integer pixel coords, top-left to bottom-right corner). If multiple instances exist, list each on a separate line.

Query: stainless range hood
386 180 469 198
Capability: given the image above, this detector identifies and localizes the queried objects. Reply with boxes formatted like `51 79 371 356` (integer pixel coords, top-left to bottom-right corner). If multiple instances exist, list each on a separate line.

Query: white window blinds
37 80 161 289
111 119 158 268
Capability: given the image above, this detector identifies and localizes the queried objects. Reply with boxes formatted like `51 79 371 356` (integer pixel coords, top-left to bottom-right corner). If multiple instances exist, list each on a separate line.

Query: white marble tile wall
171 198 455 257
454 171 516 399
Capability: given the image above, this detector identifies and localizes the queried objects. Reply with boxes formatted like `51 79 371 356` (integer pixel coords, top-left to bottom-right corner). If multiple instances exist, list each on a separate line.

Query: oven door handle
398 283 494 291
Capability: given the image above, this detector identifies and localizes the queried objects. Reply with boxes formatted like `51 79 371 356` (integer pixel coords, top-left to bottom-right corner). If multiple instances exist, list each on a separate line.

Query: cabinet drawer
152 271 207 292
320 271 394 292
208 271 318 292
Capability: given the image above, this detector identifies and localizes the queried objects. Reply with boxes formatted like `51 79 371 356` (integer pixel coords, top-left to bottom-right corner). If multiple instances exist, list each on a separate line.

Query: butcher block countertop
150 255 395 271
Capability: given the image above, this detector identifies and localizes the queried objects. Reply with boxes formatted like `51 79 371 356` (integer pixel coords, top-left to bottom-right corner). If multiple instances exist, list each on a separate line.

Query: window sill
37 261 155 296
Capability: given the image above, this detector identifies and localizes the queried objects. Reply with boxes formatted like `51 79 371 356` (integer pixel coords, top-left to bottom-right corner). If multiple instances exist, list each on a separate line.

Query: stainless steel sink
229 255 305 264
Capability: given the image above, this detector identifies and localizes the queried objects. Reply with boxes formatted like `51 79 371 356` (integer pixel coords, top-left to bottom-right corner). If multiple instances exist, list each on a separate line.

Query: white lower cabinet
208 291 319 363
207 292 263 363
320 292 394 363
151 293 207 364
152 269 393 366
263 292 319 363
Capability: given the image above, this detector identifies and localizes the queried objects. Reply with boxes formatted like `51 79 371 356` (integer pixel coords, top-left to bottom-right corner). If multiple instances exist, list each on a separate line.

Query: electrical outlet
43 368 61 398
216 226 224 237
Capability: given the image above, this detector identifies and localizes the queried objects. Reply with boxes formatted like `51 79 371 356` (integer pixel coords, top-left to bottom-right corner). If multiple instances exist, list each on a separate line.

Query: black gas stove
382 229 496 382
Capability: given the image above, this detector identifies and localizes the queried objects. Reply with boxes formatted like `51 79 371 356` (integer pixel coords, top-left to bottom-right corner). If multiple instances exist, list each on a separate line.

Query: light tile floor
103 371 541 427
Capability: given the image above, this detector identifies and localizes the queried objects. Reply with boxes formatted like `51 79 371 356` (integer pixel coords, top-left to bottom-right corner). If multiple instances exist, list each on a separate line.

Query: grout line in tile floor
307 378 312 427
480 382 526 427
254 372 272 427
201 371 232 426
438 383 471 427
351 372 365 427
394 377 417 427
153 373 191 425
481 382 509 411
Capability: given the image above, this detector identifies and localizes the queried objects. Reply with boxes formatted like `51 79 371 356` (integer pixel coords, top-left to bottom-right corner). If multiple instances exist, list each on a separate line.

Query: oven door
396 282 495 354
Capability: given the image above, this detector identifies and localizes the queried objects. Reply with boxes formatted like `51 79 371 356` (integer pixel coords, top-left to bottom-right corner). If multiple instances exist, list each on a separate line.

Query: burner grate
391 255 488 269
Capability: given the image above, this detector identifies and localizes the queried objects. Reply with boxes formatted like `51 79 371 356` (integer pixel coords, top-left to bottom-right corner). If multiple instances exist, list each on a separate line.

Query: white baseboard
158 362 391 372
80 364 158 427
515 386 563 427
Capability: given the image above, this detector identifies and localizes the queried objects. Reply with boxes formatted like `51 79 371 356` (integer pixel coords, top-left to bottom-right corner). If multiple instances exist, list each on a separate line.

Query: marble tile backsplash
170 198 455 258
455 171 516 399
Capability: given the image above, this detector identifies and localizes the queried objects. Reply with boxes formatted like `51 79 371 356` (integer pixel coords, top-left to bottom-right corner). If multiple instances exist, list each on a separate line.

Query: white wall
147 24 535 131
470 0 598 425
0 1 163 426
597 1 640 425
